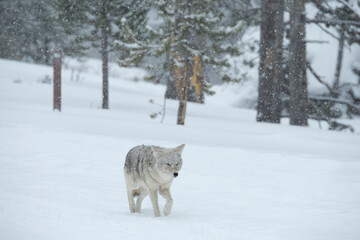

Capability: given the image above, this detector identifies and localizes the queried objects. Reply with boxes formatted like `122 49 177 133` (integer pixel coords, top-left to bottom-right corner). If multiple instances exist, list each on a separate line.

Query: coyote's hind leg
124 172 136 213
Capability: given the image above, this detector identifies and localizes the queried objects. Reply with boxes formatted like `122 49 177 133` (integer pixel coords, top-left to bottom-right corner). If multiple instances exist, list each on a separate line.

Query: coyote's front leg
160 188 173 216
135 188 148 213
149 189 161 217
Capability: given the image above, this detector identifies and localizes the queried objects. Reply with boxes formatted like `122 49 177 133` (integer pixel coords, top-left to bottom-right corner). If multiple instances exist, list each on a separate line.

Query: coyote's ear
174 144 185 155
151 145 162 157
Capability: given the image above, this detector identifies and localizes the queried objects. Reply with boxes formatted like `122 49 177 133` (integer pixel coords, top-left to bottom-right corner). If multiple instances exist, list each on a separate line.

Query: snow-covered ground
0 58 360 240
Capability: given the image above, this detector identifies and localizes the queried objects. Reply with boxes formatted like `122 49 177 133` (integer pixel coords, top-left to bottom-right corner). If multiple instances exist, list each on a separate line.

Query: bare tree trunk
165 56 178 100
12 1 21 61
44 37 50 65
271 1 284 123
257 0 272 122
289 0 308 126
101 2 109 109
333 24 345 92
13 35 20 61
165 79 178 99
257 0 284 123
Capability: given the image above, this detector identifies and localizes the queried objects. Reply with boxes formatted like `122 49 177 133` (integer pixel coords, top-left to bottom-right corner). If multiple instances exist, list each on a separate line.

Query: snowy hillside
1 59 360 240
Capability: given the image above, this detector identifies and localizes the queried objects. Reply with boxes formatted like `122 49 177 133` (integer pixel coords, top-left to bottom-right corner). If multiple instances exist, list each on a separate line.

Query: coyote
124 144 185 217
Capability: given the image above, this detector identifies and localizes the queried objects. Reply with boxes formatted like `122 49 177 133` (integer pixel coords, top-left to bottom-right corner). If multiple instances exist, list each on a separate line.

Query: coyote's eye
176 163 179 166
166 163 171 166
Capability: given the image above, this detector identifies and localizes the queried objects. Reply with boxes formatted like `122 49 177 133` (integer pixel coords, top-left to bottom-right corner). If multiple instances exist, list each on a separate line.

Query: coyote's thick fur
124 144 185 217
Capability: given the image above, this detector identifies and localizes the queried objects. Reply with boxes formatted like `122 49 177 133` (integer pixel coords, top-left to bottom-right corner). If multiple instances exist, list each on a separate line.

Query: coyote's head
151 144 185 179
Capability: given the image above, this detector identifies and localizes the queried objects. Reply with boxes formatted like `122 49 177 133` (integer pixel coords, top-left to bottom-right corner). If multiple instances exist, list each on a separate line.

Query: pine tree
0 0 24 60
117 0 245 125
0 0 66 64
56 0 149 109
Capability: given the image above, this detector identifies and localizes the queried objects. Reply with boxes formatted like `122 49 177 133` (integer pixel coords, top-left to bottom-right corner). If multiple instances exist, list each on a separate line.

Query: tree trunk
13 35 20 61
333 24 345 92
165 54 178 100
167 36 204 104
188 56 204 104
166 55 204 103
177 57 191 125
289 0 308 126
165 35 178 100
257 0 284 123
44 37 50 65
101 3 109 109
165 79 178 99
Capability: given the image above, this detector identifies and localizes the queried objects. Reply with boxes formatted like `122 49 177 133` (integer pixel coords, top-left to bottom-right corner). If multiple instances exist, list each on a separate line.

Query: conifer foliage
117 0 245 125
56 0 149 109
0 0 67 64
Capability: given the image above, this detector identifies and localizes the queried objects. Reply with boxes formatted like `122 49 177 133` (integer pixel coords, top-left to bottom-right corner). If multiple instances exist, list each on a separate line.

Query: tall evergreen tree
0 0 24 60
0 0 67 64
56 0 149 109
117 0 244 125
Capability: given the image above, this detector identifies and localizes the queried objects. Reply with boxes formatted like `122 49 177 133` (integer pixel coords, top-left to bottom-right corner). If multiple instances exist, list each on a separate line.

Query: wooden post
53 49 62 111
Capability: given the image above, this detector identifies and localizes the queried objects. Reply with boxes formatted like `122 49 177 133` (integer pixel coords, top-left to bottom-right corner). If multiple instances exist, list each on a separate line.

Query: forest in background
0 0 359 129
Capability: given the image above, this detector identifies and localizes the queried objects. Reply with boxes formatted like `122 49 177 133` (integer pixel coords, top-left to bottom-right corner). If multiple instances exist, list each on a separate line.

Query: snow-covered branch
307 18 360 26
210 21 244 36
309 96 360 114
306 62 337 96
314 23 339 40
